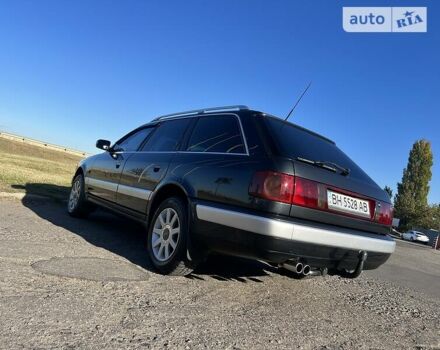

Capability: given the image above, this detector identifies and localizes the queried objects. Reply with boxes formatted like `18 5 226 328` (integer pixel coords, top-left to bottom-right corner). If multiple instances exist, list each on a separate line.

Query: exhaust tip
280 261 306 275
303 265 311 275
295 262 304 274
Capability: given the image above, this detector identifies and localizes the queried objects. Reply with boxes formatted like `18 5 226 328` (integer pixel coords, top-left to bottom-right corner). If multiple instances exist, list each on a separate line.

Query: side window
186 115 246 154
115 127 153 152
141 118 191 152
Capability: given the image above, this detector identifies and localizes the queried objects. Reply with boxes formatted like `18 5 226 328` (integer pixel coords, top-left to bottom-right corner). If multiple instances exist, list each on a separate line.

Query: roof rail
153 105 249 121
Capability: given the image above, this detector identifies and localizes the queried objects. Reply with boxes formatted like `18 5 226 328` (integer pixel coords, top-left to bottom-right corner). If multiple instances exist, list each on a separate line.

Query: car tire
410 237 414 242
67 174 94 218
147 197 194 276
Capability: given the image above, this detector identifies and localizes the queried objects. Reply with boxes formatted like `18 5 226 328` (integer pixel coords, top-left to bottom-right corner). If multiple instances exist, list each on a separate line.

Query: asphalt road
366 239 440 299
1 197 439 349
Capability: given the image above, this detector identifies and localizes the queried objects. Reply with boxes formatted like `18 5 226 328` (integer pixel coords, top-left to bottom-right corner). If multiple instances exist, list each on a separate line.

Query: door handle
153 166 161 172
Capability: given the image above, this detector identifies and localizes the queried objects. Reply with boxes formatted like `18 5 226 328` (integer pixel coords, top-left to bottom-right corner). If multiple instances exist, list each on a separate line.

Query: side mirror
96 139 111 151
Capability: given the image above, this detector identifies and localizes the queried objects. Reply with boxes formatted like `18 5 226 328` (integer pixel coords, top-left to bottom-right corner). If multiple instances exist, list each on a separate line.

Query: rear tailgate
291 160 391 235
261 115 392 235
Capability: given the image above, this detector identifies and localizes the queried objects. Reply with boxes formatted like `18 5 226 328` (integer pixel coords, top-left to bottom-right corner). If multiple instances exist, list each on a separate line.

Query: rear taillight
249 171 294 204
292 177 320 209
375 202 393 226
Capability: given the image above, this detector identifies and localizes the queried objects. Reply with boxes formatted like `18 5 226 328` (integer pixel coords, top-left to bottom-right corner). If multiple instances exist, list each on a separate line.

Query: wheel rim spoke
170 213 178 226
158 244 164 259
164 244 170 260
152 237 161 248
169 239 177 249
158 213 165 226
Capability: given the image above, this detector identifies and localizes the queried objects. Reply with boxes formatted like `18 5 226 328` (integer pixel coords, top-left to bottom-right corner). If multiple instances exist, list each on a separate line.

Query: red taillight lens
376 202 394 226
249 171 294 204
292 177 319 208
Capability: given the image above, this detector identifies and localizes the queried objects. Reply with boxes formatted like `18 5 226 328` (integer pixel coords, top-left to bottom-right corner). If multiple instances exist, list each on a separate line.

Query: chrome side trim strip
234 113 250 156
196 205 396 254
117 184 152 200
86 177 118 192
85 177 152 200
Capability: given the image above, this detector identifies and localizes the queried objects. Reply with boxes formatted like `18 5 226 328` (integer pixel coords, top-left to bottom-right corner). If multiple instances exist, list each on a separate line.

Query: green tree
394 140 433 230
427 204 440 231
383 186 393 199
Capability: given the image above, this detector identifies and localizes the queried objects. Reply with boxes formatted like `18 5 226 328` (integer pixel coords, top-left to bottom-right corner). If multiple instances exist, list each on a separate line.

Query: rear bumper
195 204 395 270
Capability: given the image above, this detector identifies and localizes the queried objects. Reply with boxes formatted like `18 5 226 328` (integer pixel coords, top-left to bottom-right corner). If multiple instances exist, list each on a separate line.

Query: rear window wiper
296 157 350 176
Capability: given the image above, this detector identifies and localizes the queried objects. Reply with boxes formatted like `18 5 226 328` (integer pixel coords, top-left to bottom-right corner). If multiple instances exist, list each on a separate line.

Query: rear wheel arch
147 182 191 224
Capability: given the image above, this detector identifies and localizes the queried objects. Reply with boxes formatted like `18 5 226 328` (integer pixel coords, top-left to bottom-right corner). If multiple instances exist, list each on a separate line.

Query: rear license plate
327 190 371 218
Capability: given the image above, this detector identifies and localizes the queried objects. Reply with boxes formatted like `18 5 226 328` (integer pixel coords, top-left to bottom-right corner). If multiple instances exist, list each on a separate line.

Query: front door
86 127 154 203
86 151 126 203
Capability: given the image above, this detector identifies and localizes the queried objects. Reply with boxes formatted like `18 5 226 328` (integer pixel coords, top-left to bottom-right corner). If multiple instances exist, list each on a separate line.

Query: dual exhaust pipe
281 251 368 279
281 261 311 276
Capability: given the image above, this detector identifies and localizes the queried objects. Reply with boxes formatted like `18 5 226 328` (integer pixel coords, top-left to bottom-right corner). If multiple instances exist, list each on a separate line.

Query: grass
0 137 84 200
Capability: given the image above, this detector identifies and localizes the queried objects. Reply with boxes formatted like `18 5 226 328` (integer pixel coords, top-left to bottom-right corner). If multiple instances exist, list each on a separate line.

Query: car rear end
246 114 395 275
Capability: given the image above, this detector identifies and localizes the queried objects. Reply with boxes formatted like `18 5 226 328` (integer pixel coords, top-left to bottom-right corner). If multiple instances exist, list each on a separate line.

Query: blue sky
0 0 439 203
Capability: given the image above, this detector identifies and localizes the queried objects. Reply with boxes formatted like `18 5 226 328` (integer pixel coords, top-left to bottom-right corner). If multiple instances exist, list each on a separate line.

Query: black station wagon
68 105 395 277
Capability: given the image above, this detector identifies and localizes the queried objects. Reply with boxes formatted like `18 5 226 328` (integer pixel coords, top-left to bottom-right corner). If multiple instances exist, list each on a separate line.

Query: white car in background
402 230 430 244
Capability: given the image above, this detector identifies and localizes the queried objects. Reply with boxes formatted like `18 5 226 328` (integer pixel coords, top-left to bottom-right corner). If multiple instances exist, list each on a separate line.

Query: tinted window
142 119 190 152
115 127 153 152
264 117 371 181
186 115 246 154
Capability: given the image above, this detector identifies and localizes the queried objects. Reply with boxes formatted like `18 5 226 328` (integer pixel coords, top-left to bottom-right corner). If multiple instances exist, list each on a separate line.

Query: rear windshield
264 117 372 182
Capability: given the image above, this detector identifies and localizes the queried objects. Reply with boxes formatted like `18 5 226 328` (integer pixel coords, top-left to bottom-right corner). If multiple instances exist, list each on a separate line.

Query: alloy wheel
68 178 81 211
151 207 180 262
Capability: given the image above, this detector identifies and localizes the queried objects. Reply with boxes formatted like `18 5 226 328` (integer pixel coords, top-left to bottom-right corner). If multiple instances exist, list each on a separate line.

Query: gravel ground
0 198 439 349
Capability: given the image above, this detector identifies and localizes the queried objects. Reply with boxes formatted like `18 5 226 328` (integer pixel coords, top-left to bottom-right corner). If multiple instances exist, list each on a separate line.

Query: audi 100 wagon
68 105 395 277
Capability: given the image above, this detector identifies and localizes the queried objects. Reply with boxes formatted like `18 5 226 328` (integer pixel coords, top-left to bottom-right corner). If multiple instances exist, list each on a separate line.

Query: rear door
171 114 256 208
86 127 153 203
116 118 192 213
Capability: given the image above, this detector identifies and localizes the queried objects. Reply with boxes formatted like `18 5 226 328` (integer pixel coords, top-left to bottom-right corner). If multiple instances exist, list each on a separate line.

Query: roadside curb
0 191 67 203
0 192 31 200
